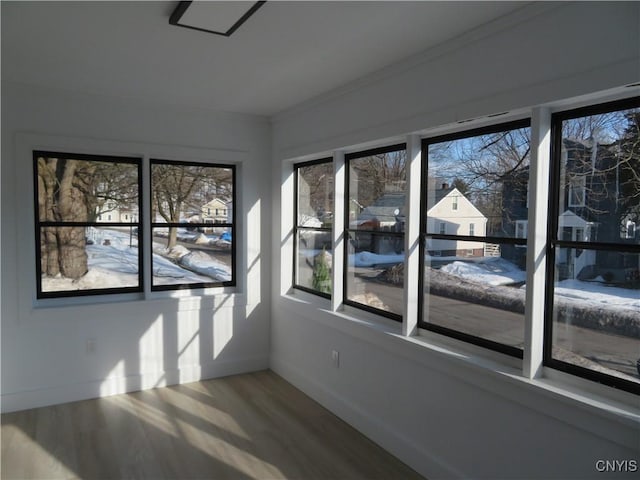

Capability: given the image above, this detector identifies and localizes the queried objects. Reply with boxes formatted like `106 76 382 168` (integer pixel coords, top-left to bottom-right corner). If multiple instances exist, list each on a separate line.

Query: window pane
348 149 406 232
346 231 404 316
297 162 333 227
558 106 640 244
422 240 526 349
40 226 140 293
151 163 233 225
36 156 139 223
295 230 332 294
426 126 530 238
151 227 232 287
550 247 640 384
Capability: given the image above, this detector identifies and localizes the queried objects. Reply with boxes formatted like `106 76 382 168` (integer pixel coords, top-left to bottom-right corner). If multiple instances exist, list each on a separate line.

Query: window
293 158 333 297
284 95 640 397
34 153 236 298
547 97 640 394
34 151 142 298
625 220 636 239
568 175 586 207
345 144 406 320
420 120 531 357
151 160 235 290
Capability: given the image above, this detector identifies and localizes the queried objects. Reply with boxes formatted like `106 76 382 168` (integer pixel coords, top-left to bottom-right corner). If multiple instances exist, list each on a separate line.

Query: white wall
271 3 639 479
273 2 640 159
1 82 272 412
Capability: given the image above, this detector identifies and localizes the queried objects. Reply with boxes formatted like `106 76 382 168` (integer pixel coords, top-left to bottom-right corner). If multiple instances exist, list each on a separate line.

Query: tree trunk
57 160 88 278
38 171 60 276
37 157 89 279
168 226 178 249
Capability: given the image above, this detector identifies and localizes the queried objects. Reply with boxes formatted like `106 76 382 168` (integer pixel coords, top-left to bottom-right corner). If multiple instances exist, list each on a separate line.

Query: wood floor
1 370 425 480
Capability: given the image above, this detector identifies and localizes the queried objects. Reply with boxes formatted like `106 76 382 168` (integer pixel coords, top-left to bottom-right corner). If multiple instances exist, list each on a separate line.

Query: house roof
426 187 487 220
357 192 405 225
202 198 228 209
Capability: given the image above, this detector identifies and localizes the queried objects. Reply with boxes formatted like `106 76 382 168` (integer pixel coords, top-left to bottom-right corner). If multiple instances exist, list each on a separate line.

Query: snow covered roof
357 192 405 224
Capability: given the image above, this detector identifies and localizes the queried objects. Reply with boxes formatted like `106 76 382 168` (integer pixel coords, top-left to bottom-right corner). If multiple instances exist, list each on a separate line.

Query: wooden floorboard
1 370 425 480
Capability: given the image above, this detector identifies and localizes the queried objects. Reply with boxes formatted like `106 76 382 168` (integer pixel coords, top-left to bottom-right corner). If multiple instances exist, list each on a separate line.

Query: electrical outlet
331 350 339 368
86 339 96 354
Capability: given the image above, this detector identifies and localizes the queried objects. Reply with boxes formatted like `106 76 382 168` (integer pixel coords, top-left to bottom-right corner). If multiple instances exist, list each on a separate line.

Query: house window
345 144 407 320
515 220 527 239
34 151 142 298
548 96 640 394
452 196 458 211
293 158 333 297
421 120 531 357
626 221 636 239
151 159 235 290
568 175 586 207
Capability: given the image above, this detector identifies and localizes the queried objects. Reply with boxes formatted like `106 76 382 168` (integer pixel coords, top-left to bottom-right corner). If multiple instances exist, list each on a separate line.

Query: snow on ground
154 228 231 248
440 258 526 286
348 251 404 267
179 252 232 282
437 257 637 312
43 230 140 292
42 228 230 292
309 251 636 312
151 241 230 283
151 246 212 285
554 279 640 311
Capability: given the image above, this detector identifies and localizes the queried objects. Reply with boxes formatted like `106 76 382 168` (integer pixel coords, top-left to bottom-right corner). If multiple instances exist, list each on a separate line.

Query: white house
96 201 137 223
426 186 488 257
201 198 231 224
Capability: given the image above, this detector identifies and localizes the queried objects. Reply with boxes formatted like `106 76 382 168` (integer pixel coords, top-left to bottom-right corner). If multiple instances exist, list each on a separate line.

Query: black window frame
545 96 640 395
418 119 532 358
150 158 236 292
292 157 334 299
33 151 143 299
344 143 407 322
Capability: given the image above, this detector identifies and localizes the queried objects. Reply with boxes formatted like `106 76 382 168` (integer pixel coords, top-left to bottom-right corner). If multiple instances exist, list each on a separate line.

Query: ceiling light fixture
170 1 266 37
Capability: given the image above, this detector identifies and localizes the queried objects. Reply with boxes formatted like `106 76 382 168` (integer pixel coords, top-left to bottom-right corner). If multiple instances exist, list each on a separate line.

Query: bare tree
428 128 530 235
560 109 640 237
74 162 139 222
350 150 406 211
152 164 232 248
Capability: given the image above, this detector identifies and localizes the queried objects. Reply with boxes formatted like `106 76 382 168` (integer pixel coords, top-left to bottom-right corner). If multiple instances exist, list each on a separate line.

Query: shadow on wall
1 290 270 479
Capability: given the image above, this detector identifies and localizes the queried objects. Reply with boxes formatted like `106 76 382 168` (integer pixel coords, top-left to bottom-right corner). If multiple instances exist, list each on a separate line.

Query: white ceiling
1 1 530 117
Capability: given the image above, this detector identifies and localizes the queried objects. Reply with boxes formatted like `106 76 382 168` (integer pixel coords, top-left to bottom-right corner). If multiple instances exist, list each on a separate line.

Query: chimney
441 182 448 189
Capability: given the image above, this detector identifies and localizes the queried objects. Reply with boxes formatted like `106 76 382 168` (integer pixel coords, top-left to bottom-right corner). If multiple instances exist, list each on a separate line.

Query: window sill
26 288 246 319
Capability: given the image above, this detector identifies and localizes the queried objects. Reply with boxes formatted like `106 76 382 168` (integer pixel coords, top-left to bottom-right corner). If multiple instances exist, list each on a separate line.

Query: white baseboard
270 355 463 480
1 356 269 413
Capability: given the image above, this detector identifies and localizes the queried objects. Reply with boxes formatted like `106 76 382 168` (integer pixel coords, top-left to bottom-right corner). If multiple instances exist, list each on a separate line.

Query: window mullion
403 135 422 336
331 151 345 311
142 155 152 297
523 106 551 379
